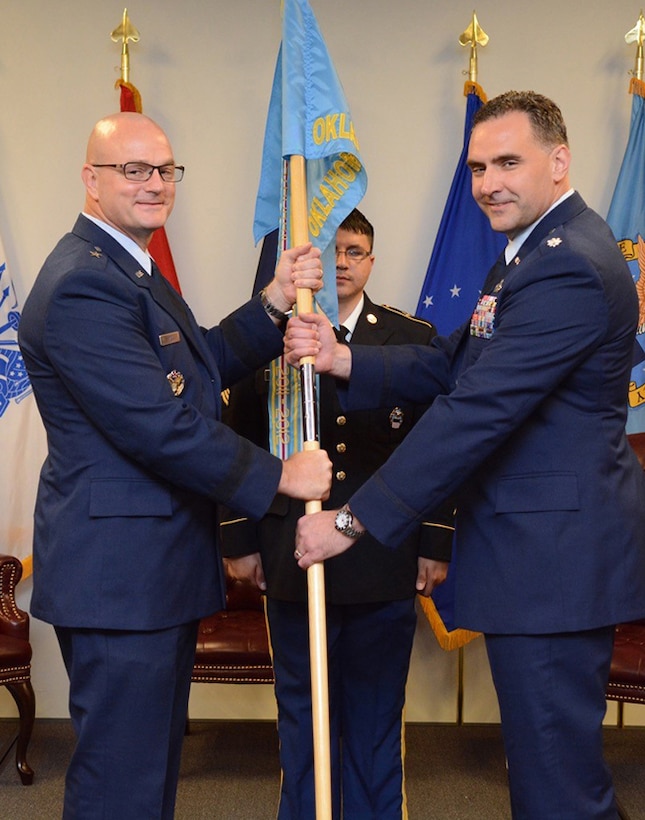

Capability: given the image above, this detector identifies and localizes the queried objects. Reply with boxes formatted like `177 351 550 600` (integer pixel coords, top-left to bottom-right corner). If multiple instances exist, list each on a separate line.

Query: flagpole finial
625 11 645 81
458 11 489 84
110 8 140 84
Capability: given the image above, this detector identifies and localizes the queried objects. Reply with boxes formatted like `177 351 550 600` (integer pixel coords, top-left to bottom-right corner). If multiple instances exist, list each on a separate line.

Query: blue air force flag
606 78 645 434
0 236 46 575
254 0 367 327
416 82 505 334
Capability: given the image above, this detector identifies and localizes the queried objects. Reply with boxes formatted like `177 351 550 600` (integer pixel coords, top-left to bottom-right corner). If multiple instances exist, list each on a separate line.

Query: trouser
56 620 199 820
485 627 617 820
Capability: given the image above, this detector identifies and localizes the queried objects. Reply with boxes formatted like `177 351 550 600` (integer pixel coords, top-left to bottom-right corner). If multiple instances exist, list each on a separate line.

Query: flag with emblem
254 0 367 329
606 77 645 434
0 235 46 576
415 82 505 334
116 79 182 294
255 0 367 459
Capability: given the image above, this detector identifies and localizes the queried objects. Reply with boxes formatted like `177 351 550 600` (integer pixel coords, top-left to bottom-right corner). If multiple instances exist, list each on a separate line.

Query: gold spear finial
626 11 645 81
458 11 489 84
110 8 140 84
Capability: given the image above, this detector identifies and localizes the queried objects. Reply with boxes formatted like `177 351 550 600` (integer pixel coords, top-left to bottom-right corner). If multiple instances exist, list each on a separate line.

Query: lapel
508 191 586 268
479 192 587 296
72 215 216 372
349 295 391 347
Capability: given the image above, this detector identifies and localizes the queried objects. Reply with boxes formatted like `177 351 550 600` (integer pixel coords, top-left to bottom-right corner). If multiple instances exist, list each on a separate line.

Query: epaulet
380 304 435 330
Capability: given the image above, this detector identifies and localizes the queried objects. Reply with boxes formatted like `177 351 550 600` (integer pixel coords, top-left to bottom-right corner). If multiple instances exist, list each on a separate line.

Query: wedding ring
294 549 302 559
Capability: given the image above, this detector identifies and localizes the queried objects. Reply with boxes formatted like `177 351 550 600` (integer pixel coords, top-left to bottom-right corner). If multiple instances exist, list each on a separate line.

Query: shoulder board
380 304 435 330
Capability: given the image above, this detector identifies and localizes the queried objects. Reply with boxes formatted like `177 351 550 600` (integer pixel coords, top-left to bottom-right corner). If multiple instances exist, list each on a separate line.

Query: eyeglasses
336 248 371 262
91 162 185 183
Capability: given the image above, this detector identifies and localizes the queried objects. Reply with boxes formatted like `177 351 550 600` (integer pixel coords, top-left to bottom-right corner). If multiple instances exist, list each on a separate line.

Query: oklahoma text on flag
254 0 367 328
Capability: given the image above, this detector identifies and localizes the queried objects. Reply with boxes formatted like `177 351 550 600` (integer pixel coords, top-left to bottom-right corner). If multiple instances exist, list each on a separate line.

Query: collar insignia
90 247 102 258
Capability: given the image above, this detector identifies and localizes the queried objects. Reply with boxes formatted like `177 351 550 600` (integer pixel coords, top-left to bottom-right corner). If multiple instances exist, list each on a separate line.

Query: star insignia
90 247 102 258
546 237 562 248
450 284 461 298
423 295 433 308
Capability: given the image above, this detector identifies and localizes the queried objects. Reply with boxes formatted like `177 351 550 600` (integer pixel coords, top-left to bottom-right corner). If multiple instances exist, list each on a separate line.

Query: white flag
0 236 45 576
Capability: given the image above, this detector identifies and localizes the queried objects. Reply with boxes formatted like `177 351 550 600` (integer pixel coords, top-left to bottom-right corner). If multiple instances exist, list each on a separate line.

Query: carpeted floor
1 719 644 819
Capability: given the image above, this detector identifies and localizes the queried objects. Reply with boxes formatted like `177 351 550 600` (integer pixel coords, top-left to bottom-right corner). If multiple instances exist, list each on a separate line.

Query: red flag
116 79 182 294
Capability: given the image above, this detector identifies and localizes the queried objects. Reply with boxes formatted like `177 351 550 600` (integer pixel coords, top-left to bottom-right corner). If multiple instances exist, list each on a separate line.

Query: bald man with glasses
18 111 331 819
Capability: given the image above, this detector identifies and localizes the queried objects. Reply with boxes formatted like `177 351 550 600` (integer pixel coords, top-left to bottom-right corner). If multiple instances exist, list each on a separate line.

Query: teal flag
254 0 367 327
607 78 645 434
255 0 366 460
416 82 505 334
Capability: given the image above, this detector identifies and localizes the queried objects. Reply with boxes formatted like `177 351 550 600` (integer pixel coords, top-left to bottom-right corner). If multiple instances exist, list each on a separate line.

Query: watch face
335 508 352 531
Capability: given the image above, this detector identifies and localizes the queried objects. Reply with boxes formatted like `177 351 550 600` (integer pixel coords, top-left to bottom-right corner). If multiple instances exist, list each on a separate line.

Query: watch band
260 288 292 323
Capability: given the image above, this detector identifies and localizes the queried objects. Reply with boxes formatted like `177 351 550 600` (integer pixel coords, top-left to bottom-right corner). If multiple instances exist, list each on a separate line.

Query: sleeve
418 498 455 562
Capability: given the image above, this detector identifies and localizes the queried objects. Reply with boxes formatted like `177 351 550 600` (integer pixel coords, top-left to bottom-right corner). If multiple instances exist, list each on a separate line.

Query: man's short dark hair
472 90 568 149
339 209 374 251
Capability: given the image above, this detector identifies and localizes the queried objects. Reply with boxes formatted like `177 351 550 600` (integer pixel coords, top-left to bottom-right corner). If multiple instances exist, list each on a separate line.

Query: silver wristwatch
334 505 365 539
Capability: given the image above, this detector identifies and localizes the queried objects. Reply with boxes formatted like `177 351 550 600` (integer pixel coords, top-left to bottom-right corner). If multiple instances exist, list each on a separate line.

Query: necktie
335 325 350 343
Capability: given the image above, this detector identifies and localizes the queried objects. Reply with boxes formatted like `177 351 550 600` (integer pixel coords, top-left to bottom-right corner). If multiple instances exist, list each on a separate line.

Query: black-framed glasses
91 162 185 183
336 247 371 262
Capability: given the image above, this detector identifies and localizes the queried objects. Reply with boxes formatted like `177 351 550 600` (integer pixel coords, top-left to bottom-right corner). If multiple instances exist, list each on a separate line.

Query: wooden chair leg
6 680 35 785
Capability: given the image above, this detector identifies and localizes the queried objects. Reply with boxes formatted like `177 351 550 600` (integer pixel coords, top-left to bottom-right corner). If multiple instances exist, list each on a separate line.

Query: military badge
166 370 185 397
470 294 497 339
389 407 404 429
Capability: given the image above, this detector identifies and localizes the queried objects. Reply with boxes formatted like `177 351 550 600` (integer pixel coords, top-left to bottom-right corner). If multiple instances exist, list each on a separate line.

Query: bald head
81 112 177 250
85 112 170 164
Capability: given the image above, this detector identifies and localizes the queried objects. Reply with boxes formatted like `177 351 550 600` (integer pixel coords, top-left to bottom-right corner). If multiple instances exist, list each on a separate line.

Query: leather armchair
0 554 35 784
191 568 274 685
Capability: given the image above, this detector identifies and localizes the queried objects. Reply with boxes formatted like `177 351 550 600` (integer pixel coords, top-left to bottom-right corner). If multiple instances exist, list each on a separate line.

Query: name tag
470 295 497 339
159 331 181 346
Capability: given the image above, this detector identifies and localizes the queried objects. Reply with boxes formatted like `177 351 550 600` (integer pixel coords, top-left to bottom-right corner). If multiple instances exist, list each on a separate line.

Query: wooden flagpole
289 154 333 820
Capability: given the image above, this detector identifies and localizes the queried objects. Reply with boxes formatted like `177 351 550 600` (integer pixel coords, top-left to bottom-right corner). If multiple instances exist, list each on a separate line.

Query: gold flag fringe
417 594 480 651
629 77 645 99
463 80 487 103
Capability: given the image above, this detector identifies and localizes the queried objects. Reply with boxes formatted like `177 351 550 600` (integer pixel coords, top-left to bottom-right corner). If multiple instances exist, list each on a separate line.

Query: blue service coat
18 215 284 631
344 193 645 634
